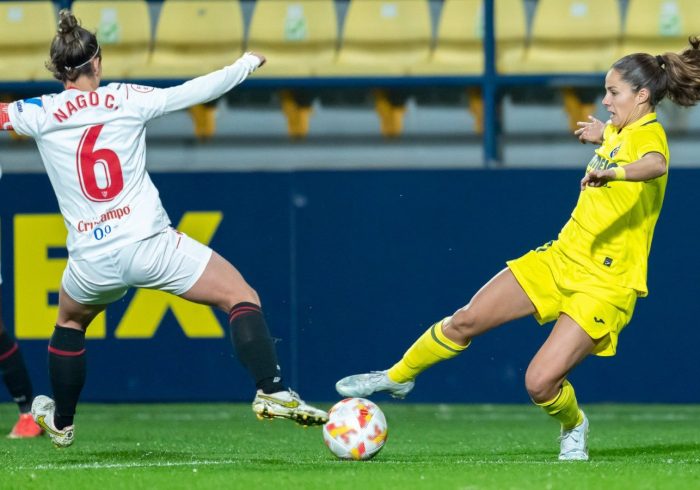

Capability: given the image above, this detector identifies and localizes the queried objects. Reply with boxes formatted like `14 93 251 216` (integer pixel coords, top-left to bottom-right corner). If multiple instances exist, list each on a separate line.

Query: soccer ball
322 398 388 461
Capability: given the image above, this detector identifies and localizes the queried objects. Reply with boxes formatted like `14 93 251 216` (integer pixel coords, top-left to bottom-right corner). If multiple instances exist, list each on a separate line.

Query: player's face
602 69 648 128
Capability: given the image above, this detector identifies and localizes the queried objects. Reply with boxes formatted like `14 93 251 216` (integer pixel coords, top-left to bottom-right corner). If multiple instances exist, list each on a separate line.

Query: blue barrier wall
1 169 698 403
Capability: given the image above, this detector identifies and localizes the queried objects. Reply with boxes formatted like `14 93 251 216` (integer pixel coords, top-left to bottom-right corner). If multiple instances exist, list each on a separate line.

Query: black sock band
0 330 33 413
48 326 86 429
229 302 284 394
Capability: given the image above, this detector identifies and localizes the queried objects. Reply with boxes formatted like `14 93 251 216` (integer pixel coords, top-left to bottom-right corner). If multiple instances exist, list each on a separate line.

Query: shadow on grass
594 443 700 458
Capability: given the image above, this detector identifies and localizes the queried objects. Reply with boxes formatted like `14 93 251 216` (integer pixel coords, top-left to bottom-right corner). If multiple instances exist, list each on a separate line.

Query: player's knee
224 285 260 312
525 367 557 403
242 286 260 306
449 305 482 339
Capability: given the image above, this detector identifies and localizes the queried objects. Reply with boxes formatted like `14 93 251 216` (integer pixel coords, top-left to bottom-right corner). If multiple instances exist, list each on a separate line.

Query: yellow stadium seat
315 0 433 137
126 1 245 140
128 0 245 140
72 1 151 80
621 0 700 57
247 0 337 78
246 1 338 139
0 2 56 81
522 0 621 73
411 0 527 76
130 0 244 78
318 0 432 76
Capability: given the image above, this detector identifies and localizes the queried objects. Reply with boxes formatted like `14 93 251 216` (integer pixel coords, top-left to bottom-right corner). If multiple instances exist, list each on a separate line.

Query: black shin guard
229 302 284 394
0 330 33 413
48 326 86 429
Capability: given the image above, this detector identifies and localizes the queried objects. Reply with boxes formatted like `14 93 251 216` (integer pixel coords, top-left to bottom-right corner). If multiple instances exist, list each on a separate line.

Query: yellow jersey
557 112 669 297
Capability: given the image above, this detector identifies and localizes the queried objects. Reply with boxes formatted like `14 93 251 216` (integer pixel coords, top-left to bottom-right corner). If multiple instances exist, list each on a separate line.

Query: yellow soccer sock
387 319 470 383
536 380 585 430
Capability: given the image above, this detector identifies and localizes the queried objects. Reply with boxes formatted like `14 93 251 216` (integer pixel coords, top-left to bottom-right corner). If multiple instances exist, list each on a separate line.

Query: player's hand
580 169 614 190
248 52 266 67
574 116 606 144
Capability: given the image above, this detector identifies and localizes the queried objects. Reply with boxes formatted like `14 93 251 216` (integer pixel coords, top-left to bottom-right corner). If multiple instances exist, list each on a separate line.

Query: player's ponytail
46 9 100 83
612 37 700 108
660 37 700 107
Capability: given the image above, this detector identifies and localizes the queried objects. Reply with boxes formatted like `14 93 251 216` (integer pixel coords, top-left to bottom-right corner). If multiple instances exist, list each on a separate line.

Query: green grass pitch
0 403 698 489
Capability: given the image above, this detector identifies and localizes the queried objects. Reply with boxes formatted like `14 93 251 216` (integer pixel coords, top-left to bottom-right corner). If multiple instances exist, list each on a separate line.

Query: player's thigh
525 313 595 401
125 229 257 312
179 251 258 312
57 286 107 331
59 256 123 330
563 287 636 357
446 268 536 337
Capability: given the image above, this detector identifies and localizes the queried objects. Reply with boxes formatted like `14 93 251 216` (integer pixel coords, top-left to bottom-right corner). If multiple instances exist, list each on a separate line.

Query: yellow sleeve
629 128 667 161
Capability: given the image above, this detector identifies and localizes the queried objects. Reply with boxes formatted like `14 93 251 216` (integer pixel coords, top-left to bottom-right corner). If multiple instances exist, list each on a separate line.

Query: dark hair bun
57 9 79 36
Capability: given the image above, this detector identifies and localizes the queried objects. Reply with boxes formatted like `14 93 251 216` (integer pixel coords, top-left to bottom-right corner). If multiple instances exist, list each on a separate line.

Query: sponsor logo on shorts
603 257 613 267
594 317 605 324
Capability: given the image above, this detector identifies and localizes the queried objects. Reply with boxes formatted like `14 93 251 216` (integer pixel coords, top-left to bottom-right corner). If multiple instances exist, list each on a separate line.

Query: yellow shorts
506 241 637 357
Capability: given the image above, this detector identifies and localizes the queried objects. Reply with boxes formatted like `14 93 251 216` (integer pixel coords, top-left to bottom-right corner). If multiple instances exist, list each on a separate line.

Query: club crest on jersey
610 145 621 158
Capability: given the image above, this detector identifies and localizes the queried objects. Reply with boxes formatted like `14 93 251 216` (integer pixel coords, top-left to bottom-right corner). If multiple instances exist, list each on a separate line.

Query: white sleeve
6 98 45 138
124 53 262 122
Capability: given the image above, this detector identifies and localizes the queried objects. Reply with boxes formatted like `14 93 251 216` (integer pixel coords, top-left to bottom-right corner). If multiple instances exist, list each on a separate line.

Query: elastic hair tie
64 44 100 72
655 55 665 68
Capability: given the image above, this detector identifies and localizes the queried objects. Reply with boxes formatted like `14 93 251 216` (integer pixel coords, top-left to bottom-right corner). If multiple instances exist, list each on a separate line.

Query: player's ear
92 56 102 79
636 87 651 105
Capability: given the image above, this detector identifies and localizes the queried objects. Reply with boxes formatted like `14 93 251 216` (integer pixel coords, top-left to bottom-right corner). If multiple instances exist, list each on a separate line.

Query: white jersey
6 53 261 259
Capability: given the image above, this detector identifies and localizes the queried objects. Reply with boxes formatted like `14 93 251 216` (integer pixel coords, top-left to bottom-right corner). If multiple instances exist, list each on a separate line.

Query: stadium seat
410 0 527 76
522 0 621 74
246 0 339 138
410 0 527 134
319 0 432 76
247 0 337 77
621 0 700 57
317 0 432 137
520 0 621 132
130 0 245 141
72 1 151 80
130 0 244 78
0 2 56 81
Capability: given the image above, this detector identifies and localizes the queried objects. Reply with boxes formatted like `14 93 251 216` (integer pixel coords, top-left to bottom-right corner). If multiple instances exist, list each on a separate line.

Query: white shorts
62 227 213 305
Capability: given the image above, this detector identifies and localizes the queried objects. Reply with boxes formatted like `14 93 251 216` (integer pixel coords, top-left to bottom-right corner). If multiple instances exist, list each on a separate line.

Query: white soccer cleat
31 395 75 448
558 411 589 461
336 370 415 399
252 389 328 426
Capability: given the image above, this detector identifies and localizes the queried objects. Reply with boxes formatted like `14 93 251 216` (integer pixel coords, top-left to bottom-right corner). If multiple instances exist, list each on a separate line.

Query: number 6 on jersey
77 124 123 201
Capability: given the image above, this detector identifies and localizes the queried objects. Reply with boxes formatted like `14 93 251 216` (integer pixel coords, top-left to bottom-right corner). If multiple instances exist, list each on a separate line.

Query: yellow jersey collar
614 112 658 133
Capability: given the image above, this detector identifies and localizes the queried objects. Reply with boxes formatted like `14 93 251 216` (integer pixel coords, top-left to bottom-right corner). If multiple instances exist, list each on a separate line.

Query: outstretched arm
0 103 13 131
159 52 265 115
580 152 667 190
574 115 606 144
